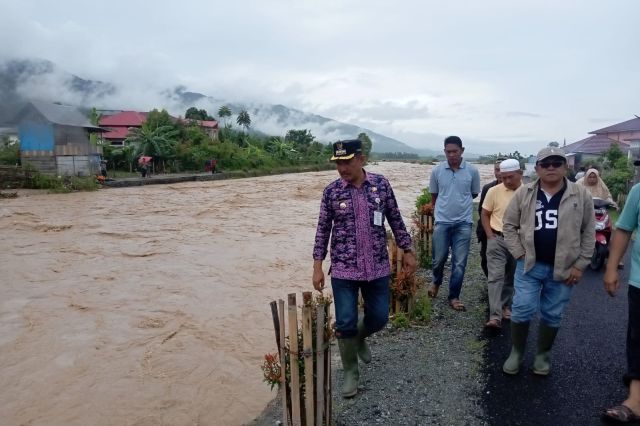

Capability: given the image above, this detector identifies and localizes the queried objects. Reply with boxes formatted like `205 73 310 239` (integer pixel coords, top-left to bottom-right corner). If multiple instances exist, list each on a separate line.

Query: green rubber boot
503 321 530 375
357 318 372 364
533 323 559 376
337 337 360 398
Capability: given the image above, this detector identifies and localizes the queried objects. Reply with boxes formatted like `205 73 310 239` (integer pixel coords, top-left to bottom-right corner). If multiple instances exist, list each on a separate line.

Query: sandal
602 405 640 423
427 284 439 299
449 298 466 312
502 307 512 320
485 319 501 329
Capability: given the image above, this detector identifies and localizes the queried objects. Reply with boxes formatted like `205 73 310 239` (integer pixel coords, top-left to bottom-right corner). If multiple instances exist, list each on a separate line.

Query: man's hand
603 267 620 297
312 261 325 292
564 266 583 286
403 251 417 275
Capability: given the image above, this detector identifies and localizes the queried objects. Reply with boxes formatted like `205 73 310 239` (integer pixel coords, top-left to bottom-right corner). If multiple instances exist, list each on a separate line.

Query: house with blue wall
17 101 104 176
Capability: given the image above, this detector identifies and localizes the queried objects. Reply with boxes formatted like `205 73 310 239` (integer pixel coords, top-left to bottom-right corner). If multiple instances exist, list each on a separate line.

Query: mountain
0 58 441 155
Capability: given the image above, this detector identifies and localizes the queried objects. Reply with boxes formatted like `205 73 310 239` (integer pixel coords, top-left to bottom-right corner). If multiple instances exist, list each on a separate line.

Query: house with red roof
182 118 219 140
98 111 218 146
99 111 148 146
563 116 640 167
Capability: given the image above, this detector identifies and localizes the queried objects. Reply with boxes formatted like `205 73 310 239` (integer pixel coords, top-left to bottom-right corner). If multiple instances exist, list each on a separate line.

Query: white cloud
0 0 639 154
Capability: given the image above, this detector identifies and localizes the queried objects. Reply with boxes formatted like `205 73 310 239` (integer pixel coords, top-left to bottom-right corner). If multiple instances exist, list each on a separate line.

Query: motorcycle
589 197 614 271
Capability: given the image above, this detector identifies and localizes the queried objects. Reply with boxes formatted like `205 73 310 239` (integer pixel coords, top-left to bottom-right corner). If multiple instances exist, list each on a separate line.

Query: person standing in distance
312 139 417 398
478 159 504 277
502 147 594 375
428 136 480 311
481 158 523 329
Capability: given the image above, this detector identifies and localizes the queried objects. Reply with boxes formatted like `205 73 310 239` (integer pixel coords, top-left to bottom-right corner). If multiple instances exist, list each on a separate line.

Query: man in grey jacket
502 147 595 376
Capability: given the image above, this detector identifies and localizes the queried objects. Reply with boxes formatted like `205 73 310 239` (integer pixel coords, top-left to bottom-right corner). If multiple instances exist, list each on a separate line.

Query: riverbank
249 238 489 425
101 164 335 188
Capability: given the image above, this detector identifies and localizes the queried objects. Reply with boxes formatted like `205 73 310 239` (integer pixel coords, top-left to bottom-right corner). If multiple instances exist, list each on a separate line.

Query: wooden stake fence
270 292 332 425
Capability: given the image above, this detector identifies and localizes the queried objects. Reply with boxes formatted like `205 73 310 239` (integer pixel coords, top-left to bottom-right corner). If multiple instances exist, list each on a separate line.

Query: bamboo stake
288 294 301 426
315 305 325 426
396 246 403 275
270 301 281 354
302 293 314 424
278 299 288 426
324 303 332 423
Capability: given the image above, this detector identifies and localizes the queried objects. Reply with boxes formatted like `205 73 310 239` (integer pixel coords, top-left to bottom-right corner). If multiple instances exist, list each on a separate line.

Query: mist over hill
0 58 447 156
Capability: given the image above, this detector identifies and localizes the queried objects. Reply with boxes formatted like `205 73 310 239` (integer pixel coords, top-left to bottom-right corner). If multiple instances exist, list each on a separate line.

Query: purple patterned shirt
313 171 413 281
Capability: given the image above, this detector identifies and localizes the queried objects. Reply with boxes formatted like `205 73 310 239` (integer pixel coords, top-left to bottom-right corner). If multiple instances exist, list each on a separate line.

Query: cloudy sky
1 0 638 155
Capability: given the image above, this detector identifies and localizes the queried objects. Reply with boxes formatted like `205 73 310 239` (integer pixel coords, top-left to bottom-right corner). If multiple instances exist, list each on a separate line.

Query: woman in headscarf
576 168 617 207
577 168 623 268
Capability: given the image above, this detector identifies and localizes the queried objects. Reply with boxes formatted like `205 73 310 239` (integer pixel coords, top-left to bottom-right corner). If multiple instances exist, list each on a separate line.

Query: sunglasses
538 160 565 169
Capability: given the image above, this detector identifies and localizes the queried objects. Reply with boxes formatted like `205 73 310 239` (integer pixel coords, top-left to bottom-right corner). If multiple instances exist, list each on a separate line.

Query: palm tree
218 105 232 126
125 124 180 172
236 109 251 133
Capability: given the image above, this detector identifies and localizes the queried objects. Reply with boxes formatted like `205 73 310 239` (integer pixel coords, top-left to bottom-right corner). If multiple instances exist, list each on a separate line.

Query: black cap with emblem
331 139 363 161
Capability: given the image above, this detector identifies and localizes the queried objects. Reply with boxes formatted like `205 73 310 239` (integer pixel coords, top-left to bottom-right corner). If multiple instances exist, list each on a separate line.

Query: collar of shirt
445 159 467 170
339 169 371 189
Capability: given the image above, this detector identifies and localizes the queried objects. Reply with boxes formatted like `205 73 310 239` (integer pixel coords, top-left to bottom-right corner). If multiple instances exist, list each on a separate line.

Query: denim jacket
313 171 412 281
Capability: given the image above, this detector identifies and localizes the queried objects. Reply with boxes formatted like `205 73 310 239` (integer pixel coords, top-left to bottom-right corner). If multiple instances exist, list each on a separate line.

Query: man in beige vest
481 158 523 329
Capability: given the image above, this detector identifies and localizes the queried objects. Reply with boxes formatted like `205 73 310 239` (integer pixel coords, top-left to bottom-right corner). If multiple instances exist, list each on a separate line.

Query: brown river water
0 162 495 426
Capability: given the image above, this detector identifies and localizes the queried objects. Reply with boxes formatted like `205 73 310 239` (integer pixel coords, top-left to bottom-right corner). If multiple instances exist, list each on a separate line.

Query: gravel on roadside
249 239 489 426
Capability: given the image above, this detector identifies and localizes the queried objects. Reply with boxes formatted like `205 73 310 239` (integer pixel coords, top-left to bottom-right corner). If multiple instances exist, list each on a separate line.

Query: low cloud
505 111 542 118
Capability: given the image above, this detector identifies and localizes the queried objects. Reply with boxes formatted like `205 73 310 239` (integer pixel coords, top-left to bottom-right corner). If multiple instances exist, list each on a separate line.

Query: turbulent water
0 162 495 426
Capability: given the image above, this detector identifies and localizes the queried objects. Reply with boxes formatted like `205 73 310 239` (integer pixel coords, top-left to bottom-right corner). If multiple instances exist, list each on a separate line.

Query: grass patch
391 312 410 328
27 173 99 192
411 295 432 324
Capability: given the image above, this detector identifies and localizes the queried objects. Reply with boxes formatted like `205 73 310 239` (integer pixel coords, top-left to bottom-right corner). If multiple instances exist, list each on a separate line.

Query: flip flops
485 319 502 329
449 298 466 312
427 284 439 298
602 405 640 423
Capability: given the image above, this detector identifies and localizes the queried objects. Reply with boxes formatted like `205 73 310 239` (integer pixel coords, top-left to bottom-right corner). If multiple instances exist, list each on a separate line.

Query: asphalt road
482 252 631 426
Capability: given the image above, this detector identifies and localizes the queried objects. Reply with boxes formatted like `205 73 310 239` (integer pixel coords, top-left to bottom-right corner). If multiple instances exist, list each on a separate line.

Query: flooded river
0 162 495 425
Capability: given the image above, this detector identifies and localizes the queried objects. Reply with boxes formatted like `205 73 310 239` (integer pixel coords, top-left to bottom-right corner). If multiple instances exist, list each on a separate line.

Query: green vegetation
101 107 343 175
357 132 372 158
28 172 99 192
600 145 634 202
415 187 432 211
411 295 432 324
185 107 214 120
477 150 525 164
0 137 20 165
369 152 438 163
391 312 410 328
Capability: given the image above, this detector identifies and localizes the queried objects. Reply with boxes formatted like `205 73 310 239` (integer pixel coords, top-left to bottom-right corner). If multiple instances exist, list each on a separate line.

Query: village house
16 101 104 176
98 111 218 146
563 116 640 168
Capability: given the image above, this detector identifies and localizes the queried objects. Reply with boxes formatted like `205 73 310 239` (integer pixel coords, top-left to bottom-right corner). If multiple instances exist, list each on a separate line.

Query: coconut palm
236 109 251 133
125 124 180 172
218 105 232 126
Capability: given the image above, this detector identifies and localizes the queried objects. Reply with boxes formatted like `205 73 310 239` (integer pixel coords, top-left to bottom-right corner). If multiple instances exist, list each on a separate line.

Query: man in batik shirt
312 139 416 398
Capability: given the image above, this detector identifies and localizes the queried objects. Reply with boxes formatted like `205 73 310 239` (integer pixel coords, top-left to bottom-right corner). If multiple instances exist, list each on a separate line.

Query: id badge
373 211 383 226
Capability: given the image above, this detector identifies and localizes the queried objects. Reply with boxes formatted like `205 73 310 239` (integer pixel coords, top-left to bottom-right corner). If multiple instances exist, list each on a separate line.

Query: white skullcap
500 158 521 173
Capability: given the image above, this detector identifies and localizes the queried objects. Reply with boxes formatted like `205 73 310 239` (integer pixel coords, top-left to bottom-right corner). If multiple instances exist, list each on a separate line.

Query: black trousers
627 285 640 384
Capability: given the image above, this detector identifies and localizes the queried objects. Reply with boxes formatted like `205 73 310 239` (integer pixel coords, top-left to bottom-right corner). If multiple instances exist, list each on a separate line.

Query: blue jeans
432 221 472 300
331 276 390 338
511 260 573 327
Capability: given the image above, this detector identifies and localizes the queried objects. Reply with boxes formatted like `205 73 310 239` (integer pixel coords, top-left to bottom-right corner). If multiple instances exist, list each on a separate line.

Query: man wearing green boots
502 147 594 375
312 139 416 397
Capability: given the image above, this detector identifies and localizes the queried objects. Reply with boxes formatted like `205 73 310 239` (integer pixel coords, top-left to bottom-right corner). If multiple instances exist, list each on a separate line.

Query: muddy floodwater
0 162 495 425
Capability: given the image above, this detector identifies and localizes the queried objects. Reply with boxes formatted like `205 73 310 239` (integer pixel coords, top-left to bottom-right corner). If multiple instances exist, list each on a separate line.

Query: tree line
100 106 374 174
